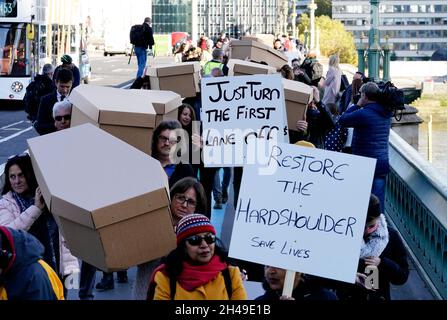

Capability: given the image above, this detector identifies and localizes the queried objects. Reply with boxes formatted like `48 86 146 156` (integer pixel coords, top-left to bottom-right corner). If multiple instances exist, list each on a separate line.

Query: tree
315 0 332 18
298 14 358 65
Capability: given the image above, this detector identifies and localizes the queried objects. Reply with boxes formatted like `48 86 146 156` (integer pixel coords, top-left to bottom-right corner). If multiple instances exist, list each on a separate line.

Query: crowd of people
1 26 412 301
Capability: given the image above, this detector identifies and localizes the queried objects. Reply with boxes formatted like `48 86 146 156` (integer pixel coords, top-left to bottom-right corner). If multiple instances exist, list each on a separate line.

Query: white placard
201 74 289 167
229 143 377 283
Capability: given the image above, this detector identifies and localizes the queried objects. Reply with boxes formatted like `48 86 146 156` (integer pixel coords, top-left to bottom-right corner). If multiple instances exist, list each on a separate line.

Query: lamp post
357 32 366 74
367 0 381 81
291 0 297 39
308 0 317 50
382 34 392 81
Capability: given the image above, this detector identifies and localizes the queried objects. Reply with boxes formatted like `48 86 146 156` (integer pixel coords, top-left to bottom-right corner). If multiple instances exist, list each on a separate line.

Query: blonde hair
329 54 340 69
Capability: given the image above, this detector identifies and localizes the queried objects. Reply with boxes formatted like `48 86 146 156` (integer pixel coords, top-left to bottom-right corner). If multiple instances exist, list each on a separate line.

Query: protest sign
229 143 377 283
201 74 289 167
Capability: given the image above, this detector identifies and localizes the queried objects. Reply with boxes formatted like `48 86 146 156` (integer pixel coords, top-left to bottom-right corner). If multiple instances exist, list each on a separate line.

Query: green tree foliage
298 14 358 65
315 0 332 18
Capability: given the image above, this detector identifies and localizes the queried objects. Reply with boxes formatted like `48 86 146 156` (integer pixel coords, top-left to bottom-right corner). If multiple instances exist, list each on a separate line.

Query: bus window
0 23 27 76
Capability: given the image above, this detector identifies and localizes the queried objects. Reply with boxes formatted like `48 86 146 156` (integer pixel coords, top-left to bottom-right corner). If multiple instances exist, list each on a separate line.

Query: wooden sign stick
282 270 296 297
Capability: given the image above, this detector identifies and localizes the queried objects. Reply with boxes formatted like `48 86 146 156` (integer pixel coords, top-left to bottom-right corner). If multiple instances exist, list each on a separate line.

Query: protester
177 103 199 176
34 68 73 135
323 103 348 152
53 54 80 89
341 77 363 154
339 71 364 114
301 50 323 87
52 100 72 131
134 17 155 79
335 194 409 300
0 226 64 300
24 63 56 122
273 39 285 52
279 64 294 80
148 214 247 300
292 58 312 85
290 86 335 147
255 266 337 300
151 120 195 187
322 54 342 105
338 82 392 211
133 177 208 299
202 49 225 76
0 154 79 294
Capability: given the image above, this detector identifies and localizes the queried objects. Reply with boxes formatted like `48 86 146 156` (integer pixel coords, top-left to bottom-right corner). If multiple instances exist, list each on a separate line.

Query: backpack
130 24 145 46
311 61 323 81
24 78 47 121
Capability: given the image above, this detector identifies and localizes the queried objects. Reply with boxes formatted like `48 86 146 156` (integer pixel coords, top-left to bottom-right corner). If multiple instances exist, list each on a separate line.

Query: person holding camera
338 82 392 212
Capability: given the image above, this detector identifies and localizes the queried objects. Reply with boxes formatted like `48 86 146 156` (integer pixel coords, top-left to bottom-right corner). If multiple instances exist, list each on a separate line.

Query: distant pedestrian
24 63 56 122
134 17 155 79
34 69 73 135
53 55 81 89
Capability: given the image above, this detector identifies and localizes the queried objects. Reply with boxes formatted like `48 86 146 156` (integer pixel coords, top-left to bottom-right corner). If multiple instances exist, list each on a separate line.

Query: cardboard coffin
227 59 277 77
28 124 175 272
147 62 201 98
69 85 156 155
282 79 313 130
230 40 288 70
131 89 183 127
240 34 275 48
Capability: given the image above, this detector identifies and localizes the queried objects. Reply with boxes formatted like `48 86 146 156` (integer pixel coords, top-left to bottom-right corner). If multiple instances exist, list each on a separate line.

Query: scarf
11 192 34 213
360 214 389 259
178 255 227 291
12 192 59 273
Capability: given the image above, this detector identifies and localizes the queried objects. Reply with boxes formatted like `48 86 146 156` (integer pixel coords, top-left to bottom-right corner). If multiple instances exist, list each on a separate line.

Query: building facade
332 0 447 60
152 0 279 41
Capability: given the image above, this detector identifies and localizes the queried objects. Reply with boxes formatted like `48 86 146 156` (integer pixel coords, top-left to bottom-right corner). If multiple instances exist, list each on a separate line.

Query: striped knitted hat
176 214 216 245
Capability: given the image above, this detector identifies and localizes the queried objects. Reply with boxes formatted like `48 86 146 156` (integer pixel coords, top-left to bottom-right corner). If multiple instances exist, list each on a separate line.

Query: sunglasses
186 234 216 246
54 115 71 121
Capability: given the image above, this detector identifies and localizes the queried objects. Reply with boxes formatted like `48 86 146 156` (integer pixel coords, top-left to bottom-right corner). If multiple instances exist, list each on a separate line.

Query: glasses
174 194 197 208
54 115 71 121
186 234 216 246
158 135 178 145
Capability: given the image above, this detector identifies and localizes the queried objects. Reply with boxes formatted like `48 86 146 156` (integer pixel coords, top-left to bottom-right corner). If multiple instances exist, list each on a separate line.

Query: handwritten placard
229 143 377 283
200 74 289 167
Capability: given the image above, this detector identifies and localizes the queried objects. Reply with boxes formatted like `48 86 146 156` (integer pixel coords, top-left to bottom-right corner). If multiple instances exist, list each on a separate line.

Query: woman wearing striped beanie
147 214 247 300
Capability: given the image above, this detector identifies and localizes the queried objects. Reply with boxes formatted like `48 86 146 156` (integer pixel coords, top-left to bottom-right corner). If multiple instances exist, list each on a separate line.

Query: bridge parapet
387 130 447 299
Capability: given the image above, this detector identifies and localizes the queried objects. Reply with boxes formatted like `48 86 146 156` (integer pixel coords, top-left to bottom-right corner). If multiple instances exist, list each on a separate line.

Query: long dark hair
170 177 207 215
2 154 38 196
177 103 196 136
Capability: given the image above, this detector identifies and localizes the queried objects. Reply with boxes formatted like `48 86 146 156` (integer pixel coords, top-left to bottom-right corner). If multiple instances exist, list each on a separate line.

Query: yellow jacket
153 266 247 300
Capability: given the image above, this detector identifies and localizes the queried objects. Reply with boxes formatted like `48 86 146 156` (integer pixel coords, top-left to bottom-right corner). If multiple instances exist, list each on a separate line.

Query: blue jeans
134 46 147 78
212 168 232 200
372 175 387 213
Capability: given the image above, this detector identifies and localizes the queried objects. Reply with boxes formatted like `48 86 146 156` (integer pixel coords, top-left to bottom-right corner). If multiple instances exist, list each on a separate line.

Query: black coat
142 23 155 49
34 91 58 135
255 275 338 301
168 163 195 188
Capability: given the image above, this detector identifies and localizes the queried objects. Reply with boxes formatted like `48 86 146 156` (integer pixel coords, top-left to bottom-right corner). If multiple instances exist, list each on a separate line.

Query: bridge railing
387 130 447 299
